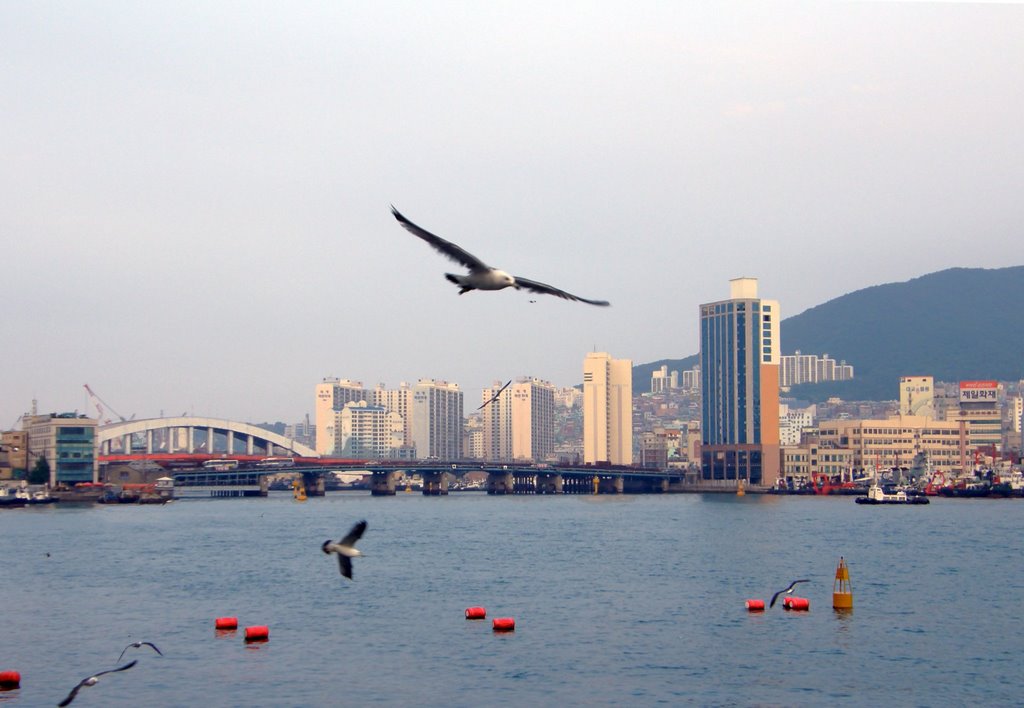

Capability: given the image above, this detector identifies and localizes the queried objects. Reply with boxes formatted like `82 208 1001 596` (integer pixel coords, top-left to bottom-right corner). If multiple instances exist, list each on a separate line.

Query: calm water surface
1 493 1022 707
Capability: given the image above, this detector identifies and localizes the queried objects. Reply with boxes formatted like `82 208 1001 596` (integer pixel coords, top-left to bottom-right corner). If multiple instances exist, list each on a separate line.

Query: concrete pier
422 471 449 496
536 473 563 494
371 470 398 496
486 471 514 495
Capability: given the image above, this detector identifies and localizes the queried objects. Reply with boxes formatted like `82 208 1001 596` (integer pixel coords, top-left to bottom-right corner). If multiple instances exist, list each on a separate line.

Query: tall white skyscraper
315 378 370 455
510 378 556 462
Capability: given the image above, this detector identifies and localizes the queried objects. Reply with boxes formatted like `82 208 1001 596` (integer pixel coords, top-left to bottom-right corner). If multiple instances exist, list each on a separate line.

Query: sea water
1 493 1021 707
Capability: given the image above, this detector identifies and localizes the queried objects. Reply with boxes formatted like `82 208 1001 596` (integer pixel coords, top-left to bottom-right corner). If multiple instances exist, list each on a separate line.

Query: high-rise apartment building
374 382 415 449
583 352 633 465
699 278 780 486
315 378 370 455
411 379 463 459
336 401 405 459
510 378 556 462
481 380 514 461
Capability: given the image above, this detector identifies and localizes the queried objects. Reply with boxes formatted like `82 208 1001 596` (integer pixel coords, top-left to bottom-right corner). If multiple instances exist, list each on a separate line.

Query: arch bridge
97 417 318 458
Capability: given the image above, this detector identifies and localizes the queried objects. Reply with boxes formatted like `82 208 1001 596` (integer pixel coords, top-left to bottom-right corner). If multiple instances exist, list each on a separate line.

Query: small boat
0 487 27 508
856 483 929 505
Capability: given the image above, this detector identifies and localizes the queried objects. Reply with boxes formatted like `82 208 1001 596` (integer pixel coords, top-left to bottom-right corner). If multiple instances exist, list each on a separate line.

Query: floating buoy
492 617 515 632
0 671 20 690
783 597 810 611
465 607 487 620
832 557 853 611
244 625 270 642
215 617 238 630
745 599 765 611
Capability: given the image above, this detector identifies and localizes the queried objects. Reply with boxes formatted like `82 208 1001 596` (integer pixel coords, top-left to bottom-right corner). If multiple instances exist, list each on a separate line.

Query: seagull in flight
322 520 367 580
769 579 810 608
390 206 610 306
58 660 137 707
117 641 163 663
478 380 512 411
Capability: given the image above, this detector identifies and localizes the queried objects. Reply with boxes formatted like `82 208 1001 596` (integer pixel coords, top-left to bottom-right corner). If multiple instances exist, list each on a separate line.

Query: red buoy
465 607 487 620
783 597 810 611
0 671 21 690
745 599 765 611
215 617 238 630
244 625 270 642
492 617 515 632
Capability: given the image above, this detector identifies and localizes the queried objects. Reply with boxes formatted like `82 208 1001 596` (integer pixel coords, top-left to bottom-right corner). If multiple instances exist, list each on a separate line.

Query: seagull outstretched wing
769 579 809 608
478 380 512 410
339 520 367 548
58 660 137 707
512 276 611 306
117 641 162 663
391 206 490 273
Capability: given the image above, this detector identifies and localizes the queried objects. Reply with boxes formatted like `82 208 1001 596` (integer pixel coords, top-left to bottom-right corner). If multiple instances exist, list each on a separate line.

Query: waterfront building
780 441 856 488
583 352 633 465
374 382 415 448
411 379 463 459
24 413 98 486
817 415 963 475
0 430 28 480
699 278 781 487
315 378 370 455
481 380 514 461
949 380 1002 457
779 403 816 446
510 378 556 462
336 402 405 459
900 376 935 418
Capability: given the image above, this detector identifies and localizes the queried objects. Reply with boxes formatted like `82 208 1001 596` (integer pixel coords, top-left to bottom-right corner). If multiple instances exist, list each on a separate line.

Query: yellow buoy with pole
832 556 853 610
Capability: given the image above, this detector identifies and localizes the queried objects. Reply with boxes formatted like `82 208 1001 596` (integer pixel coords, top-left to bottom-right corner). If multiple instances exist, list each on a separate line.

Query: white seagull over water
769 579 810 608
391 206 610 306
478 380 512 411
117 641 163 663
322 520 367 580
58 660 137 707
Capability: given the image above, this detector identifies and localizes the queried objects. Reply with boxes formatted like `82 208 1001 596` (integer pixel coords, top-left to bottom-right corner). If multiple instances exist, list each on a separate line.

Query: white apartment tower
481 380 514 461
411 379 464 459
336 401 404 459
583 352 633 465
315 378 370 455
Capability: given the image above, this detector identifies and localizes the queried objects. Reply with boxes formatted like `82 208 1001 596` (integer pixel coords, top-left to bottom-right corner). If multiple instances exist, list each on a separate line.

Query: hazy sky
3 2 1023 427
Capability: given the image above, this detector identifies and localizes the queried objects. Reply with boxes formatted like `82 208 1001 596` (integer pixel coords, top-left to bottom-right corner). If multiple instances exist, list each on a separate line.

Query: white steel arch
97 417 319 458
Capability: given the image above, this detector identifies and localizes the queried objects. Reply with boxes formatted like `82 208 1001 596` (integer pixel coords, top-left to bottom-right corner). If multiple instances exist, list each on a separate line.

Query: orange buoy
492 617 515 632
465 607 487 620
745 599 765 611
783 597 810 611
215 617 239 630
832 557 853 611
0 671 20 690
244 625 270 642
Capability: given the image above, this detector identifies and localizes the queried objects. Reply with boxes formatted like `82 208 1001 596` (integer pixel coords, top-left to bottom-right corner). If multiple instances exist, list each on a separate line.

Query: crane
83 384 128 425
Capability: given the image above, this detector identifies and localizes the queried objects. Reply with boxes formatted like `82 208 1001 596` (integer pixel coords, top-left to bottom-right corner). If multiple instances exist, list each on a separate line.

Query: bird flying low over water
769 579 810 608
478 380 512 410
117 641 163 663
322 520 367 580
58 660 137 707
390 206 610 306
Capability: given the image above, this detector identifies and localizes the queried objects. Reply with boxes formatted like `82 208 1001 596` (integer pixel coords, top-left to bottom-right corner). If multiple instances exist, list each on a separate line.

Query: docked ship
855 482 929 505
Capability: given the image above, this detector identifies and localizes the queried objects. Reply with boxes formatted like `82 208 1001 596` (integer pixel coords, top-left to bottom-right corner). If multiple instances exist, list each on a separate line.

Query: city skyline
4 3 1023 427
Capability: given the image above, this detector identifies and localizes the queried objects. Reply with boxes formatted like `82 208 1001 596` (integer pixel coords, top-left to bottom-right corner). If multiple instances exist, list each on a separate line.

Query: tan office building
817 415 964 475
583 352 632 465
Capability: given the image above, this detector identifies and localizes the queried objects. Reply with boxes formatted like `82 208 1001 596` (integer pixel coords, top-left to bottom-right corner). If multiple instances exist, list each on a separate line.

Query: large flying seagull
58 660 137 707
322 520 367 580
391 206 610 306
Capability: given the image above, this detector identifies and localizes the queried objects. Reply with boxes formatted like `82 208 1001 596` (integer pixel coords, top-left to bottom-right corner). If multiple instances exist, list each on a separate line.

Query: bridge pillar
259 475 269 497
302 472 325 497
371 470 398 496
247 435 254 456
537 473 563 494
597 476 624 494
486 471 514 495
422 471 449 496
206 428 214 453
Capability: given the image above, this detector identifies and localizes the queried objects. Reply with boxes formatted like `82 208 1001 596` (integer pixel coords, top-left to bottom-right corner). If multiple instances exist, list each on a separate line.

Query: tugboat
856 482 929 505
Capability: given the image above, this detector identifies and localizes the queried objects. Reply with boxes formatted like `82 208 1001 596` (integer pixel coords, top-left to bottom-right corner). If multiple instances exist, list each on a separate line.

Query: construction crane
83 384 128 424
